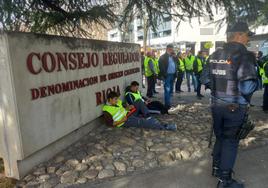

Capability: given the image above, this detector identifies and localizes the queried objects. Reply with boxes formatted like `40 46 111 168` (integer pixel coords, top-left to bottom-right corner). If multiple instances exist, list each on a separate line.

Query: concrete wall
0 32 141 179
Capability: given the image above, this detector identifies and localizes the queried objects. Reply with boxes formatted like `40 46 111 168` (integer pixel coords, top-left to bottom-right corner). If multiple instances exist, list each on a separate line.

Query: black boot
217 170 244 188
212 161 220 178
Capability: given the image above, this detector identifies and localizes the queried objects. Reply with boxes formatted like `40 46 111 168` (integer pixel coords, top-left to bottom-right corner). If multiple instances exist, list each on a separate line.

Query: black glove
205 84 211 90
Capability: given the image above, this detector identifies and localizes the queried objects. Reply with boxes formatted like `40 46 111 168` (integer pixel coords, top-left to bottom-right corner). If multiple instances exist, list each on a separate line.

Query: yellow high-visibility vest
177 58 185 72
102 100 128 127
260 62 268 84
153 58 160 74
196 58 203 73
144 56 154 77
125 91 143 102
184 55 195 71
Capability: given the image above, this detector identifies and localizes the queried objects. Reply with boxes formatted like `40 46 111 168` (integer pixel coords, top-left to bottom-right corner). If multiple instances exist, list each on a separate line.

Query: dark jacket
158 52 178 79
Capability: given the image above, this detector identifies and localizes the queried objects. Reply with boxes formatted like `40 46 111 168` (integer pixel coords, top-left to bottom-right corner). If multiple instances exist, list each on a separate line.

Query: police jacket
158 52 178 79
201 42 258 104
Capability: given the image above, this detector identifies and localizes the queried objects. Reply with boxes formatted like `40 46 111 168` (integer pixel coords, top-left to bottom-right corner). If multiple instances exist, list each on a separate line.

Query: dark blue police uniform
201 22 258 188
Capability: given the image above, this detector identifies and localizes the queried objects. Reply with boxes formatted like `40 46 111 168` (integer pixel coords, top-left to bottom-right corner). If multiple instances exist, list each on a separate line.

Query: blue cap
227 22 255 36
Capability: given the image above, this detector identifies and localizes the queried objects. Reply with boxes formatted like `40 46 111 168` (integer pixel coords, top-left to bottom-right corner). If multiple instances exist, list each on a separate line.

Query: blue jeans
124 115 166 130
164 74 175 107
211 104 247 172
186 71 197 91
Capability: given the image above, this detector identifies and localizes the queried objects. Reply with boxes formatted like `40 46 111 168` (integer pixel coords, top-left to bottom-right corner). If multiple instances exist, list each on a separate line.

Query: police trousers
211 103 247 172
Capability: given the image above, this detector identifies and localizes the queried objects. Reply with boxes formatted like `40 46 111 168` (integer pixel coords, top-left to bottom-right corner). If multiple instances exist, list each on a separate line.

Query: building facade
108 9 227 55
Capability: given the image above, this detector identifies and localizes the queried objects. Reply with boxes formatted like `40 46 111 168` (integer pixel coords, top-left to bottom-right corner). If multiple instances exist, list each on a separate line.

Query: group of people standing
142 45 208 109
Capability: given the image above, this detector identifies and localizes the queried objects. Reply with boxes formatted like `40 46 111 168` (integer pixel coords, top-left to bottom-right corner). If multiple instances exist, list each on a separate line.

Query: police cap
227 22 255 36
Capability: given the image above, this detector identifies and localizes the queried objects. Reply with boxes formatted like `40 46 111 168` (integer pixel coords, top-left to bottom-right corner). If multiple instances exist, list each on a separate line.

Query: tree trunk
143 17 149 53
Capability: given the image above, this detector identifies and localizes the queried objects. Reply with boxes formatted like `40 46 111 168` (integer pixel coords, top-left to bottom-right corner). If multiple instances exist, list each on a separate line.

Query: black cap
167 44 174 48
227 22 255 36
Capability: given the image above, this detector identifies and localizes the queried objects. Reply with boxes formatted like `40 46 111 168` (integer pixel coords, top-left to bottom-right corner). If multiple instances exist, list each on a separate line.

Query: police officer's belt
211 99 248 109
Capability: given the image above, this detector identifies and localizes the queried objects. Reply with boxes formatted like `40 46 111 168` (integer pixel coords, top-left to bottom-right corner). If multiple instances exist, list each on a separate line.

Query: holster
236 113 255 140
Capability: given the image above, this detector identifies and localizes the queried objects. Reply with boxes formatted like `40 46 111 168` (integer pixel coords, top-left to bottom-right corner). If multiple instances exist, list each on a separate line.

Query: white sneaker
168 107 178 114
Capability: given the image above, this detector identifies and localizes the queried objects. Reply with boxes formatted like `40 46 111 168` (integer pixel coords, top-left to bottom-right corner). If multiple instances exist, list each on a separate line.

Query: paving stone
113 161 126 171
158 152 175 166
24 174 35 182
33 167 46 176
132 159 145 168
97 169 114 179
82 169 99 180
38 174 50 182
119 137 136 146
76 178 88 184
148 160 158 168
47 176 60 187
102 161 114 169
180 150 191 160
145 152 155 160
47 167 56 174
38 182 52 188
75 163 88 171
25 180 40 187
60 171 78 184
66 159 79 168
149 144 168 152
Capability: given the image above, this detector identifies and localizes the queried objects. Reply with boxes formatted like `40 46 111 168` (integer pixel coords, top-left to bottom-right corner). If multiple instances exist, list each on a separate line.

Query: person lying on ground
125 81 180 115
102 91 177 131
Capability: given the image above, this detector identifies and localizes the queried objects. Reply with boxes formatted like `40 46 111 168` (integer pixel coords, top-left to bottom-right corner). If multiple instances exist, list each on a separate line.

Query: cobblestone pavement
16 87 268 188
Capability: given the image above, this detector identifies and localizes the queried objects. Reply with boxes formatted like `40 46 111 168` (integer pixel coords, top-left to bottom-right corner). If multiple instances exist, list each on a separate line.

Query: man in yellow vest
184 50 197 92
144 51 157 98
152 50 160 94
125 81 170 115
102 91 177 130
175 52 185 93
141 51 146 88
193 51 205 99
260 60 268 113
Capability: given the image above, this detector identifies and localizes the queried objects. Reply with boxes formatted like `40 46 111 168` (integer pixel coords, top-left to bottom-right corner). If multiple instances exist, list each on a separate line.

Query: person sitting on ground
125 81 170 116
102 91 177 131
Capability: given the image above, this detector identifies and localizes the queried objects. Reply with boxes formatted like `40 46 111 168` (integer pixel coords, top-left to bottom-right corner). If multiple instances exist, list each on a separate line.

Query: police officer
201 22 258 188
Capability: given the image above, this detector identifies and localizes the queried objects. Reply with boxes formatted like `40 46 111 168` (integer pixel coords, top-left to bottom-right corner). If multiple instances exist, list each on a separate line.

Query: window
152 32 159 38
110 33 118 38
163 30 171 37
203 16 213 22
138 36 143 41
200 28 214 35
137 25 143 30
163 16 171 22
